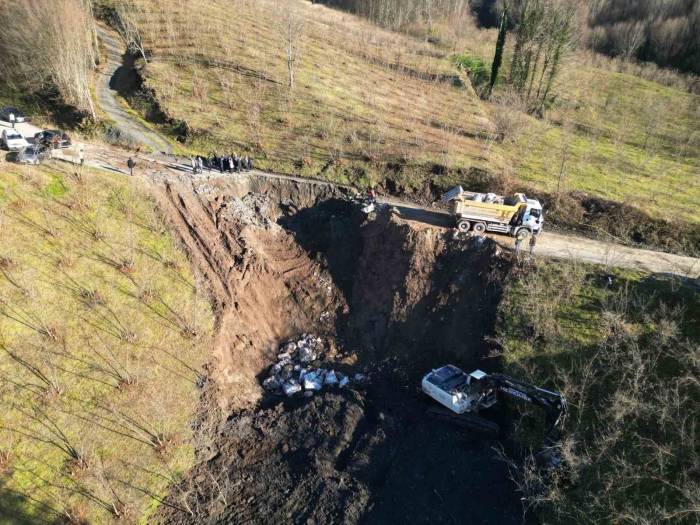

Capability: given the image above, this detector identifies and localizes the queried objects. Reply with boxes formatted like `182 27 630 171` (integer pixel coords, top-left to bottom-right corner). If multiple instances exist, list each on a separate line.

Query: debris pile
262 334 351 397
223 193 278 229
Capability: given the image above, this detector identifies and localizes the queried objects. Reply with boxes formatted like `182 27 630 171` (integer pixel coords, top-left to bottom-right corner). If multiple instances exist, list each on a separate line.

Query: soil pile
153 178 524 524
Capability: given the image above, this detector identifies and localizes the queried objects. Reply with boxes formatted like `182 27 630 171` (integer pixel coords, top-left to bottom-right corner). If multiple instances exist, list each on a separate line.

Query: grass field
0 161 214 523
497 260 700 523
105 0 498 189
492 58 700 225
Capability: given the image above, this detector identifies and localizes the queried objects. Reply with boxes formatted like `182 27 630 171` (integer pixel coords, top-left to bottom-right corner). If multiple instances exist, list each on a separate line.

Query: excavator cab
421 366 497 415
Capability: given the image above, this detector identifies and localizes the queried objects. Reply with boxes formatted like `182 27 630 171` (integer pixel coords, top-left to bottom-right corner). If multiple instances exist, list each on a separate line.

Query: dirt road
45 140 700 280
0 119 44 140
95 26 173 154
384 198 700 279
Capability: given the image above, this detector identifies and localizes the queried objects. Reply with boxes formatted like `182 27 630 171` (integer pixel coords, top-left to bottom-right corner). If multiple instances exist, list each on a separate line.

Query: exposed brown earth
151 178 525 524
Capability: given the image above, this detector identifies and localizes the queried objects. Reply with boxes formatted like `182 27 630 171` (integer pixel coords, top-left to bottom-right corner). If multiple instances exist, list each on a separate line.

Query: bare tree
114 0 149 63
615 20 646 61
0 0 98 119
281 0 305 90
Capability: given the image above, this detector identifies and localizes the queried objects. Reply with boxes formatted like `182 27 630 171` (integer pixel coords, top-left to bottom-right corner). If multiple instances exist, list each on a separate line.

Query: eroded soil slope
153 178 524 524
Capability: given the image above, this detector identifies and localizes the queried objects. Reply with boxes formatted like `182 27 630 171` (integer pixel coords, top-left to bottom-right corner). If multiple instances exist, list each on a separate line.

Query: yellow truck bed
451 199 520 224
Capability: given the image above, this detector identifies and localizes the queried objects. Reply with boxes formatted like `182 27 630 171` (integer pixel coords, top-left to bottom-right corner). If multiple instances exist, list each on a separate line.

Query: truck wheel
515 228 530 241
473 222 487 235
457 220 470 232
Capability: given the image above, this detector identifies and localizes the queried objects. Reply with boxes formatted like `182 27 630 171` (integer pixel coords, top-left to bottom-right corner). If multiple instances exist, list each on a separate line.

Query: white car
2 129 30 151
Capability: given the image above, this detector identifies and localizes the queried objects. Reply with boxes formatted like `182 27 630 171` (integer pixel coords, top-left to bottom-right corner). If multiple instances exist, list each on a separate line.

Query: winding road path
95 25 173 154
45 139 700 281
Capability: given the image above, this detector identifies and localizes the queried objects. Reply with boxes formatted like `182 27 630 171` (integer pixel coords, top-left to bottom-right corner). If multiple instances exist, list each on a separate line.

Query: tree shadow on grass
0 486 61 525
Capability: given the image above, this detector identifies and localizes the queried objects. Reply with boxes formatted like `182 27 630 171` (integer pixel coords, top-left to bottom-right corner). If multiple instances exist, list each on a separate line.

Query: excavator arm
486 373 568 430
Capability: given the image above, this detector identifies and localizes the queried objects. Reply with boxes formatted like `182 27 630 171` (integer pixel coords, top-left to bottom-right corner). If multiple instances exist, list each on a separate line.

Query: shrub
451 53 490 89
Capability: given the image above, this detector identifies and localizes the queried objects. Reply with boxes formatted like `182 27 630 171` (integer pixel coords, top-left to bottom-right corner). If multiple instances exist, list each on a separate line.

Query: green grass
42 175 69 198
451 26 700 225
0 162 215 523
451 53 490 89
497 260 700 523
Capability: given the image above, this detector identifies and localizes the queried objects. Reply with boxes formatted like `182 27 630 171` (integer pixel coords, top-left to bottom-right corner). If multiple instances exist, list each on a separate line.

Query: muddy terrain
152 176 527 524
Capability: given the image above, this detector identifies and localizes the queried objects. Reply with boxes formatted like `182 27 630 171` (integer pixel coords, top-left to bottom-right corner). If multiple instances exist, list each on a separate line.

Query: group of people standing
191 153 253 174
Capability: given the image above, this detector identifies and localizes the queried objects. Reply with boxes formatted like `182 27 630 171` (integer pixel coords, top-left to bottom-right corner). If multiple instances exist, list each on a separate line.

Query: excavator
421 365 567 441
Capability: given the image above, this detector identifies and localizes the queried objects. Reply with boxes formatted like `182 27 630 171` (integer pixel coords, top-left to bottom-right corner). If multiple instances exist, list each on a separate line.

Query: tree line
0 0 98 120
312 0 471 31
474 0 700 75
586 0 700 75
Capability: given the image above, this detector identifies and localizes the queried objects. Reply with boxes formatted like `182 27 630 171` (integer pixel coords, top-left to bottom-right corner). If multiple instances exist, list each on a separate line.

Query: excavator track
427 405 500 436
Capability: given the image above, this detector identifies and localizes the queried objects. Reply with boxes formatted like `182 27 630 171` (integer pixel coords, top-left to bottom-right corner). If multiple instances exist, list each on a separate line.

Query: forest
316 0 700 74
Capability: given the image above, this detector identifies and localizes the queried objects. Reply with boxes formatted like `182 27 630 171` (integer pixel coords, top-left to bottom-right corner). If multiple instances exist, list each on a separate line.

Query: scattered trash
353 373 367 383
282 381 302 396
262 334 358 397
303 371 324 391
361 201 376 214
298 345 317 364
325 370 338 386
263 376 281 391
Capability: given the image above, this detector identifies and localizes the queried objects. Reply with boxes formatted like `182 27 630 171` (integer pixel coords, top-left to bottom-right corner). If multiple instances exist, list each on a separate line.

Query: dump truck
441 186 544 239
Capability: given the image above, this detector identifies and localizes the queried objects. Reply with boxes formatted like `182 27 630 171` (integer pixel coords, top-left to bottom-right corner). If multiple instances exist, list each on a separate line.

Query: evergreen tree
488 5 509 97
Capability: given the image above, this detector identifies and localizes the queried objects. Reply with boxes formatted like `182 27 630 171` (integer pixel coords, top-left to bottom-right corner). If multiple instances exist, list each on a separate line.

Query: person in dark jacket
248 157 254 171
529 232 537 255
218 156 225 173
127 157 135 176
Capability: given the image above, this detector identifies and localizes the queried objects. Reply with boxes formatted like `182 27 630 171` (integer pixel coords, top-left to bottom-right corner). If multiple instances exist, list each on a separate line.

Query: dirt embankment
153 179 524 524
153 177 351 411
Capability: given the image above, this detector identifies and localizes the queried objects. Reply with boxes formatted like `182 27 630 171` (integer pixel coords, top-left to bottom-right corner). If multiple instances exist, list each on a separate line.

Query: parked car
1 129 30 151
16 145 50 164
35 129 71 149
0 107 28 123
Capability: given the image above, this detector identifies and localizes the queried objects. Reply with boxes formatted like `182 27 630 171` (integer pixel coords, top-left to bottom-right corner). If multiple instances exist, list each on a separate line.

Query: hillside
111 0 496 187
0 162 214 523
457 26 700 228
98 0 699 255
0 1 697 523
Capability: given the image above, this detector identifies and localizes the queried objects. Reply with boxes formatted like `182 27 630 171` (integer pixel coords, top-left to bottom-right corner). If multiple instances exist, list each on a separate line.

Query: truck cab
520 198 544 234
